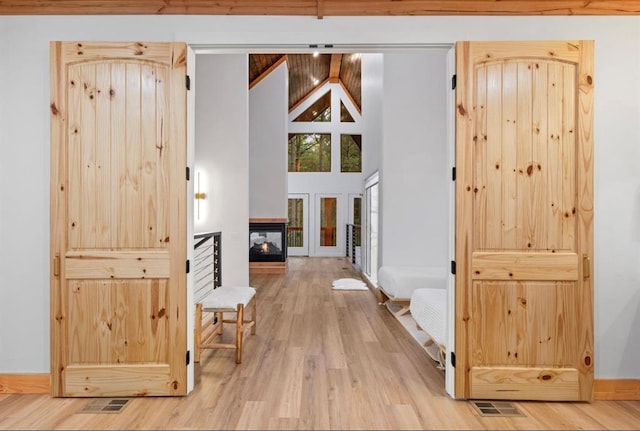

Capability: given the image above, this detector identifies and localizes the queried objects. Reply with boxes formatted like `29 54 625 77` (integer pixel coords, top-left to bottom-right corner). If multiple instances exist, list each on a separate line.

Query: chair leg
251 296 257 335
216 311 224 334
194 303 202 363
236 303 244 364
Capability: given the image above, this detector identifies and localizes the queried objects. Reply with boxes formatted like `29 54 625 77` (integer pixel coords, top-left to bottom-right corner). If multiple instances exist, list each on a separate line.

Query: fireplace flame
261 242 269 253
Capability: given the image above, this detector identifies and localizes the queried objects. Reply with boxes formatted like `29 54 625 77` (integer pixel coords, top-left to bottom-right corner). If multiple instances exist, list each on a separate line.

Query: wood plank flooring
1 257 639 430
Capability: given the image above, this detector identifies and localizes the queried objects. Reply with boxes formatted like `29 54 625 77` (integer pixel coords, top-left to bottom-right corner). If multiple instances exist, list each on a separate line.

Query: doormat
470 400 524 417
331 278 368 290
77 398 130 414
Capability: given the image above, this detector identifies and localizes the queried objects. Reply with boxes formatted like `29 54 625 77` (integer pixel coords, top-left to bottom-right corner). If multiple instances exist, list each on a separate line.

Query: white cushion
410 287 447 347
201 286 256 311
378 266 447 300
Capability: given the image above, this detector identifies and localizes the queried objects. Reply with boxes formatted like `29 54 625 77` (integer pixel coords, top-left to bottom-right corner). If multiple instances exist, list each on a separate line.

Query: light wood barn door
455 41 594 401
50 42 188 397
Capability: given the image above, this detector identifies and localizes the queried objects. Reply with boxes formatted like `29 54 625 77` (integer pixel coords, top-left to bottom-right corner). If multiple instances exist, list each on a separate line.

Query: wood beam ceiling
1 1 639 16
329 54 342 84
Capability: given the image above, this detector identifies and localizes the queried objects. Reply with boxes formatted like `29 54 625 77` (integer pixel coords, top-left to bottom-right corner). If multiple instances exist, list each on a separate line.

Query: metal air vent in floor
471 400 524 417
77 398 130 414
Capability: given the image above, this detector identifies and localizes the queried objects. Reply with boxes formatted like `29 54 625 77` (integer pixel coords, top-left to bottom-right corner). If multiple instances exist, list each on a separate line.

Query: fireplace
249 221 287 263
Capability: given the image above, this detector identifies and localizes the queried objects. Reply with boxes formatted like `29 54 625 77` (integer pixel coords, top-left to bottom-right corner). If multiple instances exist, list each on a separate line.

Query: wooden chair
194 286 257 364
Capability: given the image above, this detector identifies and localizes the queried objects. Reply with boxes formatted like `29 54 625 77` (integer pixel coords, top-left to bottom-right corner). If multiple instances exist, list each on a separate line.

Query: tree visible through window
288 133 331 172
340 134 362 172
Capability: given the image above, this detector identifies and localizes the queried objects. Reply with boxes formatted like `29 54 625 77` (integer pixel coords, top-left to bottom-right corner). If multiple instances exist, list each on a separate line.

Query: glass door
315 194 343 256
364 173 379 282
348 193 362 266
287 194 309 256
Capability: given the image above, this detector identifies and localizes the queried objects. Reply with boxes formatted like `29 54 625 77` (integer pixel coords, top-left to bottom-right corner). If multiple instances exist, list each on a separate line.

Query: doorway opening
191 43 455 398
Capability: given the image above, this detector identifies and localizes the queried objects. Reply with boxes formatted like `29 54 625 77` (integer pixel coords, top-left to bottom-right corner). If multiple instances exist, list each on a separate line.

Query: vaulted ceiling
1 1 638 16
250 53 362 112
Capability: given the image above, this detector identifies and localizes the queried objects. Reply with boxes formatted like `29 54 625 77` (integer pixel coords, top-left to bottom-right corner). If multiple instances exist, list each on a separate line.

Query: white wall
360 54 384 275
381 50 449 268
361 54 383 180
0 15 639 380
194 54 250 286
249 62 288 219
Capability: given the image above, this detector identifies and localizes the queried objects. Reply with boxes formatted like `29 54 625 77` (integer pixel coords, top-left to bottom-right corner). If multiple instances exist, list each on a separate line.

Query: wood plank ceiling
1 1 639 16
250 53 362 113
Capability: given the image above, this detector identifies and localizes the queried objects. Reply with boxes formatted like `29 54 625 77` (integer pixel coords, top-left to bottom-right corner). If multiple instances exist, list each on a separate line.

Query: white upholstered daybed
377 266 447 314
377 266 448 367
410 287 447 367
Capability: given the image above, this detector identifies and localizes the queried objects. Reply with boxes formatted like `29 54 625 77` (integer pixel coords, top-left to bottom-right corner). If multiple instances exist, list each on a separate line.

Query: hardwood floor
1 256 639 430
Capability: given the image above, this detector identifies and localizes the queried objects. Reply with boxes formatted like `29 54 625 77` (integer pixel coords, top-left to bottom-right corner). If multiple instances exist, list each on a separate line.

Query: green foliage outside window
288 134 331 172
340 134 362 172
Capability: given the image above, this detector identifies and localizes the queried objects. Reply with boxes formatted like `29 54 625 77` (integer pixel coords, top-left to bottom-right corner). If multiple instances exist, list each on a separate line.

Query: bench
194 286 256 364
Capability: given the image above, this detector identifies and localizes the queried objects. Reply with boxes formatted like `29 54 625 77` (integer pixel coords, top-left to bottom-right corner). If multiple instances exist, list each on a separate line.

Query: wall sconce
195 171 206 220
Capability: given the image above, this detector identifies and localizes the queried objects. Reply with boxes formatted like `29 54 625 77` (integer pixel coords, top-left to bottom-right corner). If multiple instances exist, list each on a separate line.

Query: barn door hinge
186 350 191 365
452 166 456 181
53 254 60 277
186 75 191 91
451 74 457 90
450 260 456 275
186 166 190 181
451 351 456 368
186 259 190 274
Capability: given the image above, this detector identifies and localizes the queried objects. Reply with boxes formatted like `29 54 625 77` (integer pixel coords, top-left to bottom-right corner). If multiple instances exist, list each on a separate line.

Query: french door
287 194 309 256
314 194 343 256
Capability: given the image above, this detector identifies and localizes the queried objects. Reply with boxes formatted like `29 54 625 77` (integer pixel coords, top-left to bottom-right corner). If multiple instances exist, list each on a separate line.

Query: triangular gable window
293 91 331 122
340 100 355 122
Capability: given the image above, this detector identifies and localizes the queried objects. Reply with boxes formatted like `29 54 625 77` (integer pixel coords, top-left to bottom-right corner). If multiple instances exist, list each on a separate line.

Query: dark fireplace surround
249 221 287 263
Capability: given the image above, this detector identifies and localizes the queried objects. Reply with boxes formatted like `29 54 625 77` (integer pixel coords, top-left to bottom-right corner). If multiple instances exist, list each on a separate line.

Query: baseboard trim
594 379 640 400
0 374 637 400
0 374 50 394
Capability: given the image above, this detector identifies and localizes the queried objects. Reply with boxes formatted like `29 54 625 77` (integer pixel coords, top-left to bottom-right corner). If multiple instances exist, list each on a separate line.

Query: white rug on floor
331 278 369 290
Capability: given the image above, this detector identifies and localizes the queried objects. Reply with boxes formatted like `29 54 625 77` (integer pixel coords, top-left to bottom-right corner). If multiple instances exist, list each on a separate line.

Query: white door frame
363 172 380 283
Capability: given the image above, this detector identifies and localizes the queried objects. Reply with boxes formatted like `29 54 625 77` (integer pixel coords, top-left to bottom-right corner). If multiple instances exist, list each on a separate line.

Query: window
293 91 331 122
340 100 355 122
340 134 362 172
288 133 331 172
288 198 305 247
352 195 362 247
320 197 337 247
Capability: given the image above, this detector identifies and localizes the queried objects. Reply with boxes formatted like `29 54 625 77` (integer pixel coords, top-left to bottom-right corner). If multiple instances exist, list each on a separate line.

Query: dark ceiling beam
1 0 639 15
